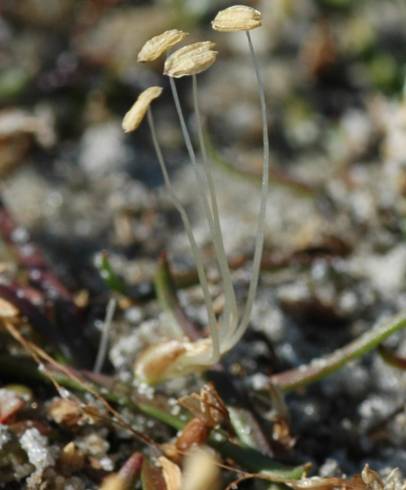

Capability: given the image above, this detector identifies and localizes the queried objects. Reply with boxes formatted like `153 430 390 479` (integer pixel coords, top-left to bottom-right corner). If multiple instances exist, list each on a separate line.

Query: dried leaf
118 452 143 484
134 338 213 384
182 447 221 490
141 458 167 490
48 398 84 427
361 465 384 489
59 442 85 474
100 474 129 490
138 29 188 62
0 388 26 423
272 416 296 450
175 417 210 452
158 457 182 490
100 453 143 490
179 383 229 428
164 42 217 78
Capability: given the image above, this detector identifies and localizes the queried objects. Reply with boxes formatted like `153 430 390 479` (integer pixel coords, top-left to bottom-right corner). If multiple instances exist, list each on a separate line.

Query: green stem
270 316 406 392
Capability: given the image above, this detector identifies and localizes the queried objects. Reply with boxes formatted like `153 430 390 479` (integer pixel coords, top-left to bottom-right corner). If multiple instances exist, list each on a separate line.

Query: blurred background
1 0 406 272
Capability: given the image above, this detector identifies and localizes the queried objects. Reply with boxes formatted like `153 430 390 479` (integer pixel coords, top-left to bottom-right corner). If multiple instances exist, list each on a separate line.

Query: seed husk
122 86 163 133
212 5 262 32
137 29 188 63
164 42 217 78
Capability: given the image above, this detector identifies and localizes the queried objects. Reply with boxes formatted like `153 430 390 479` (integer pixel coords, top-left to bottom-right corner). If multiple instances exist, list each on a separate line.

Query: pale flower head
134 338 213 384
137 29 188 63
212 5 262 32
164 41 217 78
122 86 162 133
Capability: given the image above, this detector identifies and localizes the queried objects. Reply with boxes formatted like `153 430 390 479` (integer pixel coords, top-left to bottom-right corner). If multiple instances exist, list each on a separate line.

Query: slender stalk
93 297 117 373
192 75 238 343
169 76 234 359
147 108 220 359
270 316 406 392
228 31 270 348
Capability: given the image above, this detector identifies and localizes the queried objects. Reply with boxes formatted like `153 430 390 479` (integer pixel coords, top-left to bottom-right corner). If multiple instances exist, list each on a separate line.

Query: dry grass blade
3 320 158 449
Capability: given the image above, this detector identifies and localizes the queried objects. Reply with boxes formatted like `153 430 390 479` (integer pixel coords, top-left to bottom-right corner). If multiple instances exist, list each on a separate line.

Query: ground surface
0 0 405 488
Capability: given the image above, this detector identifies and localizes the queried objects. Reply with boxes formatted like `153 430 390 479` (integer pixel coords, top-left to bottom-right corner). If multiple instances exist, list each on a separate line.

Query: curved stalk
270 316 406 392
192 75 238 345
93 297 117 373
228 31 270 348
147 109 220 360
169 77 235 359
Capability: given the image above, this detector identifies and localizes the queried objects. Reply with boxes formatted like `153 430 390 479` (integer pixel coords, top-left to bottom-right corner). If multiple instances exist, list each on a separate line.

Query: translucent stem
192 75 238 346
93 297 117 373
147 109 220 360
169 76 233 358
228 31 270 348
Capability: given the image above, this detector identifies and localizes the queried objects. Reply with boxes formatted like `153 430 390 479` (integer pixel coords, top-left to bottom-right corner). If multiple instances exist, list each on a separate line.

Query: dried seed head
164 42 217 78
122 86 163 133
212 5 262 32
137 29 188 63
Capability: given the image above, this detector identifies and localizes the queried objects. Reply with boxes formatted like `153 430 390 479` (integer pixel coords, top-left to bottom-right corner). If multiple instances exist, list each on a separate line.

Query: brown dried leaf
272 416 296 450
0 388 26 423
158 456 182 490
141 458 167 490
48 398 85 428
175 417 210 452
59 442 85 474
179 383 229 428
